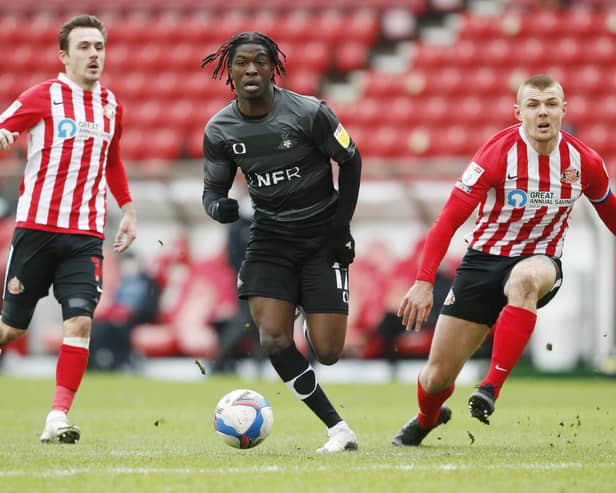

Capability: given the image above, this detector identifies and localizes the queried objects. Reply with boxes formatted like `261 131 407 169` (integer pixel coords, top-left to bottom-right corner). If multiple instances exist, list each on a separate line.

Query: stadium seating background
0 0 614 363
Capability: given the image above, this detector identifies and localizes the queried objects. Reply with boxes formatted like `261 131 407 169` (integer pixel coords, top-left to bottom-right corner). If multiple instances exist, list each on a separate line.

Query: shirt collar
58 73 101 93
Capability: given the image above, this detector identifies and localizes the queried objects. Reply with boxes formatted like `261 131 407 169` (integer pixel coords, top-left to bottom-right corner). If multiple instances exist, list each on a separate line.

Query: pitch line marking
1 462 615 478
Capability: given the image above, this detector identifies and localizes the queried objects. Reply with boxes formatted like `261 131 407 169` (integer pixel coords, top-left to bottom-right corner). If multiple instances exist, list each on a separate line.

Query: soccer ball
213 389 273 449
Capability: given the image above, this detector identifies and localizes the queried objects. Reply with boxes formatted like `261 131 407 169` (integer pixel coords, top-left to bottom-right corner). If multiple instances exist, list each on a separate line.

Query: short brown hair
59 15 106 52
517 74 564 104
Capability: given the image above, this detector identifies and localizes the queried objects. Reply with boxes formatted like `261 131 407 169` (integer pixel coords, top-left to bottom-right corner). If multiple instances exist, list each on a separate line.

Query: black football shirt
203 87 356 234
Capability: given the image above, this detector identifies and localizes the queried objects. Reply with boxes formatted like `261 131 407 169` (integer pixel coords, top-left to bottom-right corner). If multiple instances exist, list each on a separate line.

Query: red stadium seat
272 10 315 44
583 36 616 66
240 10 280 38
283 41 331 74
112 71 149 101
108 13 152 43
419 96 450 124
145 71 184 99
476 38 514 68
206 11 251 44
593 94 616 125
362 70 406 97
362 125 403 158
386 97 419 126
144 128 183 161
278 70 321 96
312 9 345 45
157 12 215 44
576 124 614 157
133 43 166 72
459 12 507 40
166 99 201 130
28 15 59 44
566 66 605 96
121 128 148 162
441 125 476 157
552 37 585 66
0 14 25 44
0 74 24 101
566 94 592 128
459 95 484 125
351 99 385 126
346 9 380 46
563 9 604 37
334 42 370 73
514 9 564 38
188 127 205 159
410 42 448 69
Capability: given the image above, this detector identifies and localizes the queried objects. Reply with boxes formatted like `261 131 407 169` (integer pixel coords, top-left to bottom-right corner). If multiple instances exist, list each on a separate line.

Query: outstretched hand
0 129 20 151
397 280 434 332
114 203 137 253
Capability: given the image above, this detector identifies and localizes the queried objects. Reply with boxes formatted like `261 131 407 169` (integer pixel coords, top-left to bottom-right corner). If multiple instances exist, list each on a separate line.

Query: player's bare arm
0 128 20 151
113 202 137 253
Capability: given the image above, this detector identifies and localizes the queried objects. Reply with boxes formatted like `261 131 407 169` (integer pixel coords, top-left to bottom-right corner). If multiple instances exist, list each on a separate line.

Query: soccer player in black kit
201 32 362 453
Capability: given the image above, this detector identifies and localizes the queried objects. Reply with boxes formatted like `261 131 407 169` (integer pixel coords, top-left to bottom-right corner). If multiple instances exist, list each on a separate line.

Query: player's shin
481 305 537 397
269 341 342 427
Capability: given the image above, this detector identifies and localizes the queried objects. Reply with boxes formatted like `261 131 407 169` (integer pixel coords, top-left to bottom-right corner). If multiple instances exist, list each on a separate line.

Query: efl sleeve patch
334 123 351 149
460 161 485 187
0 100 22 123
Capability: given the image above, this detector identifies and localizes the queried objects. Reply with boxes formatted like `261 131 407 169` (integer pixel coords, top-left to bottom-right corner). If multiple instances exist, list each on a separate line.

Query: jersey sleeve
582 151 611 203
452 142 503 205
0 84 48 133
203 124 237 194
105 102 132 207
309 102 357 164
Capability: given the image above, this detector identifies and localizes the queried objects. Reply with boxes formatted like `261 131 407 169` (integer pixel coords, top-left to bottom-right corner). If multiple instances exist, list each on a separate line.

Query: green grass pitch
0 372 614 492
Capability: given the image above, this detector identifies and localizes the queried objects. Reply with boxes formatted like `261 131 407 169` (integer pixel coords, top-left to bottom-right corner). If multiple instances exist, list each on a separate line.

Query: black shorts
2 228 103 327
237 225 349 314
440 248 563 326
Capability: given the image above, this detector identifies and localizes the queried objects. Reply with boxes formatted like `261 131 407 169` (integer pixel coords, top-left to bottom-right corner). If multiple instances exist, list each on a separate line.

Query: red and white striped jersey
0 73 132 238
453 124 611 258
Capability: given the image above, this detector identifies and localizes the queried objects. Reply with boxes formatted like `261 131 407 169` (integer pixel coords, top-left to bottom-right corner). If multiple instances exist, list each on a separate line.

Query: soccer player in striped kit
0 15 137 443
392 74 616 446
201 32 361 453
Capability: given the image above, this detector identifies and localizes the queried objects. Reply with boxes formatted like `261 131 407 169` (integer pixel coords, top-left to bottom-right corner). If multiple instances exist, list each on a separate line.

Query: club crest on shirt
277 130 294 150
7 276 24 295
560 167 580 183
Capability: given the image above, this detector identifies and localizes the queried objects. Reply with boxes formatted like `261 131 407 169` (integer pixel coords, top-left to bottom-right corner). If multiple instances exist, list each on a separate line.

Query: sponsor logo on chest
56 118 111 141
247 166 301 187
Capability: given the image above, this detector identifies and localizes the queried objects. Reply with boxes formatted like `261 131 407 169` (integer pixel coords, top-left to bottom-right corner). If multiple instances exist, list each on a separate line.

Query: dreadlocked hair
201 32 287 90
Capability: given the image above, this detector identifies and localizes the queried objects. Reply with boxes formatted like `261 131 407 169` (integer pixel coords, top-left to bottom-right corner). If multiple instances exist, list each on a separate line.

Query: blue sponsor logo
507 189 527 208
57 118 77 139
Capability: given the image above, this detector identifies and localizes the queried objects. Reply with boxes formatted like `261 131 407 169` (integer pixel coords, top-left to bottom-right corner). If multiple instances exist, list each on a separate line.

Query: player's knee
0 321 27 345
314 347 341 366
63 315 92 338
506 274 541 304
260 332 293 355
420 367 454 393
